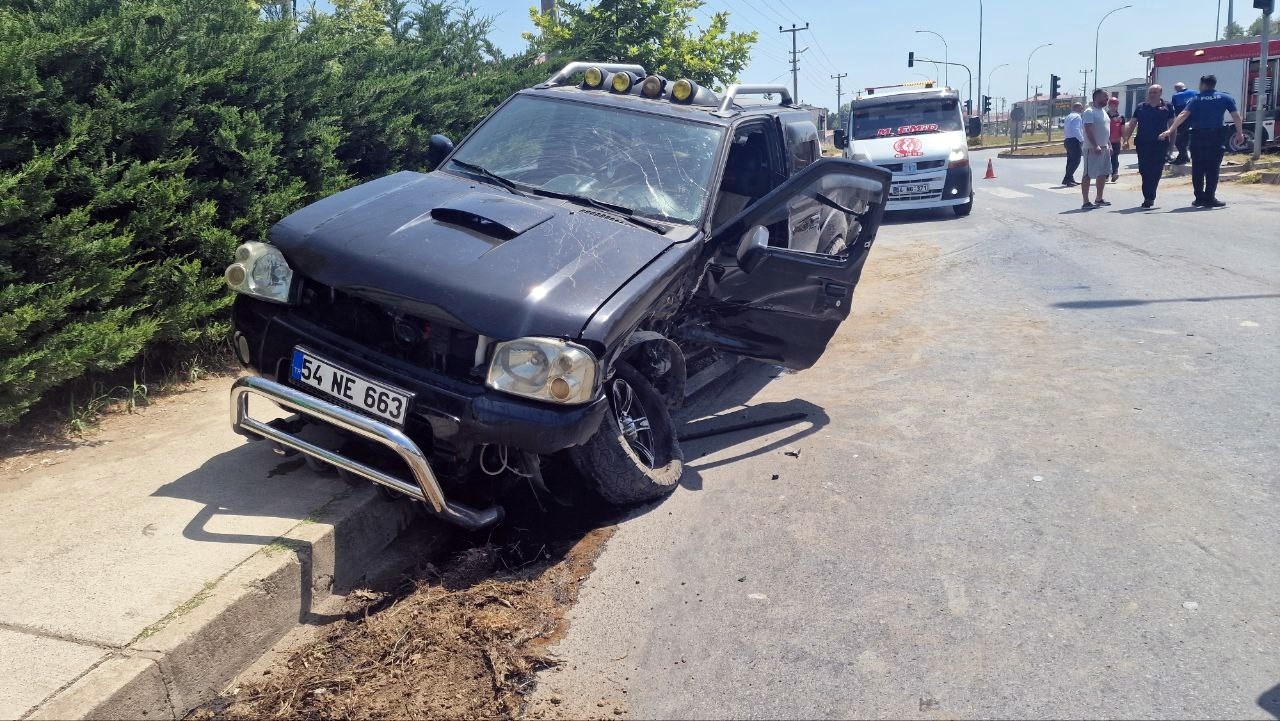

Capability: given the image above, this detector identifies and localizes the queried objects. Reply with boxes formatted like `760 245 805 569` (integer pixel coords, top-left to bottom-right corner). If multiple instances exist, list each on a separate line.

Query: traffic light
908 51 915 68
965 98 972 115
1050 74 1061 99
1254 0 1273 13
982 95 992 114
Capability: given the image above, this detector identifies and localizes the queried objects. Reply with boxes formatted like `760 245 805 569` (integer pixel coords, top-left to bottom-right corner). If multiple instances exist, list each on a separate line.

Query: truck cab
834 87 974 217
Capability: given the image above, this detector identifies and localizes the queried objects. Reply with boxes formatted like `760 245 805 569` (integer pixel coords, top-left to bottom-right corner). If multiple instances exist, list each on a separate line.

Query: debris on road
677 412 809 442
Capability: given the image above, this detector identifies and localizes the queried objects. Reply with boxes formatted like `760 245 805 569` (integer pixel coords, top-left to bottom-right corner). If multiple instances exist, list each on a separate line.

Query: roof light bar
537 61 647 88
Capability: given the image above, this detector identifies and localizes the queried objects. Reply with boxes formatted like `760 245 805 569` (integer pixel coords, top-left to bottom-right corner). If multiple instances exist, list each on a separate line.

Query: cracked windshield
851 98 963 139
448 95 723 225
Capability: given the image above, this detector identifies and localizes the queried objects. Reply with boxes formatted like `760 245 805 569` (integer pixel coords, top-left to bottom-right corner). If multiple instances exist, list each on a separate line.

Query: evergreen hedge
0 0 541 427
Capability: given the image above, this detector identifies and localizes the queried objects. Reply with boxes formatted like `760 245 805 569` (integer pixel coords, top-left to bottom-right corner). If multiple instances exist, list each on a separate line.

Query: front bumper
231 375 504 530
884 165 972 210
233 297 608 458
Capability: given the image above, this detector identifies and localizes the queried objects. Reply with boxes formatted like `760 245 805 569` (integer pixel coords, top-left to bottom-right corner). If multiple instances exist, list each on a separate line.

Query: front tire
569 361 683 506
953 196 974 217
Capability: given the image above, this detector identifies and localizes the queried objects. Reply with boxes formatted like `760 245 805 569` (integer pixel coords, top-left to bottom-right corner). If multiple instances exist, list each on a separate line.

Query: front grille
296 281 480 380
881 160 946 174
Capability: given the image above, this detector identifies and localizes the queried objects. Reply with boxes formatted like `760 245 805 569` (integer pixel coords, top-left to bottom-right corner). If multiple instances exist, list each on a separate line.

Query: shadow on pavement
881 208 962 225
1260 683 1280 720
672 360 829 479
1053 294 1280 309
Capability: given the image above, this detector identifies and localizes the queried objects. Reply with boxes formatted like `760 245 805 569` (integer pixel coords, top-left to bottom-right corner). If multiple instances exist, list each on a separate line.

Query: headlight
850 152 872 163
948 147 968 167
225 241 294 304
486 338 598 405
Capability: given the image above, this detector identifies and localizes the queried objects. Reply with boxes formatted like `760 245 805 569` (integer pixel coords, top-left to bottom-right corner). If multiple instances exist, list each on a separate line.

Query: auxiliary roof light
671 78 696 103
582 66 607 89
611 71 638 93
640 74 666 99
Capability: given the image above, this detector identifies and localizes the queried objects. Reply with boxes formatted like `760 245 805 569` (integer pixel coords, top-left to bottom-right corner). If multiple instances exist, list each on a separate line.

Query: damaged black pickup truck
226 61 890 529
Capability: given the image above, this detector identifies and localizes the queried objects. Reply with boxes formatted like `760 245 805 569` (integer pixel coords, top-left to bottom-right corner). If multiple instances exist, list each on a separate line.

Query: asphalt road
531 149 1280 719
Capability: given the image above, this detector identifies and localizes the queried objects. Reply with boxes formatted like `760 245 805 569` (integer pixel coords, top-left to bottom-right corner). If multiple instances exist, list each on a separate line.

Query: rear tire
569 361 683 506
953 197 974 217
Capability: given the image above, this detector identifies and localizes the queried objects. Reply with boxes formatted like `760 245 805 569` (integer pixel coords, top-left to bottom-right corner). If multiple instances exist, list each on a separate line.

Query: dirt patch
191 481 622 720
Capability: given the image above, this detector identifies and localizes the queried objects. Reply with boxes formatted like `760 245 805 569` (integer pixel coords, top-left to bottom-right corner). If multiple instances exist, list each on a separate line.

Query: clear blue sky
458 0 1267 110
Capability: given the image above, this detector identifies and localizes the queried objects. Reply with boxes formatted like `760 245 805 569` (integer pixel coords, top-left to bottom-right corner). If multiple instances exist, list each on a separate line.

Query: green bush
0 0 541 427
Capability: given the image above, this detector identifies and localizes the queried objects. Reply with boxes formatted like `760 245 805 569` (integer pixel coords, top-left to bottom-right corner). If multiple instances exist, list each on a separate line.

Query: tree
525 0 757 89
1247 16 1264 37
1224 20 1246 38
0 0 538 427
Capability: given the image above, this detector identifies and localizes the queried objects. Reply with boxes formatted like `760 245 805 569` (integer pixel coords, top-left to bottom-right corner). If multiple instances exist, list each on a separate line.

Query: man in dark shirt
1123 84 1176 208
1170 82 1196 164
1160 74 1245 208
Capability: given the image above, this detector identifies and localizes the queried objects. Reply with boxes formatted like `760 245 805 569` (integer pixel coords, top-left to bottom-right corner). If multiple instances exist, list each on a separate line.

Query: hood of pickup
270 171 675 341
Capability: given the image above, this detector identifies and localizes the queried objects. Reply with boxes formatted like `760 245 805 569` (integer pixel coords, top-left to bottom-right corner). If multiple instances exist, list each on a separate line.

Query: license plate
290 349 412 426
892 183 931 195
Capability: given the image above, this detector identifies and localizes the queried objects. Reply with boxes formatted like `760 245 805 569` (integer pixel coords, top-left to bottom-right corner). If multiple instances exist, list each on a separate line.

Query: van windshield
851 99 962 140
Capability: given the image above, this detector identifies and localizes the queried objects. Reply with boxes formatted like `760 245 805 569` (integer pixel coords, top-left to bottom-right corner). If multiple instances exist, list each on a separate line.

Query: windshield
448 95 724 225
851 99 962 140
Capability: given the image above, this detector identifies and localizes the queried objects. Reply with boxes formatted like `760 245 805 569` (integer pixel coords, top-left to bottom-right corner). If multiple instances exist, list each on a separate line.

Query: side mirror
427 134 454 168
736 225 770 273
834 128 848 149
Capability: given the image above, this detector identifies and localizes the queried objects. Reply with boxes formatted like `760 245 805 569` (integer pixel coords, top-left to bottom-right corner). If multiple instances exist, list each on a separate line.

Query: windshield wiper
447 159 527 196
529 189 667 233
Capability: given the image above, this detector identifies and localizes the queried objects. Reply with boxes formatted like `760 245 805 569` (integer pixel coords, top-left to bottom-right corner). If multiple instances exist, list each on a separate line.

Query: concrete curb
25 484 415 720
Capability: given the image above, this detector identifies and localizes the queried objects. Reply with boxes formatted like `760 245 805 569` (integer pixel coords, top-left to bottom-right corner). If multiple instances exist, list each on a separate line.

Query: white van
835 87 974 217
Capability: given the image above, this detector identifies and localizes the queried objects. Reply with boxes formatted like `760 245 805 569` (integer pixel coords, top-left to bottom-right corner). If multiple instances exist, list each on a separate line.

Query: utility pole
1079 69 1091 98
1254 3 1272 160
780 23 810 104
831 73 848 129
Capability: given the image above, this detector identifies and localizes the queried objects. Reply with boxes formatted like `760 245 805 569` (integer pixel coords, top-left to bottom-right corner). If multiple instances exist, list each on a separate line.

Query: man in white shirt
1080 89 1112 209
1062 103 1085 186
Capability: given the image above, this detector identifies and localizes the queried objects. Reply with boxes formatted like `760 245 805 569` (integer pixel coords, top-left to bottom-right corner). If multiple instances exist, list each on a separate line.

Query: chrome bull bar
230 375 504 530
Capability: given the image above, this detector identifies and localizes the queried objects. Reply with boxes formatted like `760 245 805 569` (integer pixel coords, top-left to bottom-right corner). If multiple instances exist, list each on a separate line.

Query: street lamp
977 0 984 123
1094 5 1132 93
986 63 1009 103
1026 42 1053 108
915 30 948 87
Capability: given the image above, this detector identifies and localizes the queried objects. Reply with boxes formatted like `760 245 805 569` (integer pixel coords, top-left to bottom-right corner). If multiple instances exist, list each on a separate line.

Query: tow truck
224 61 891 529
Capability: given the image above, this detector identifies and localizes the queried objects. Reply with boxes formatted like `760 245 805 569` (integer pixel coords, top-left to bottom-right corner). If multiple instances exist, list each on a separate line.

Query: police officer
1169 81 1196 164
1123 84 1175 208
1159 74 1245 208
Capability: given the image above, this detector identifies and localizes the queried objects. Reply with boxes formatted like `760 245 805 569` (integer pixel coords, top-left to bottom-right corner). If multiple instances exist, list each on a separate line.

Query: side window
783 119 820 172
711 121 784 230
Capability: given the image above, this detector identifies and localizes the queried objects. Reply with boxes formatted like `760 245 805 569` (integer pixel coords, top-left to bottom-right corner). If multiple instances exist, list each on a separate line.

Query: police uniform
1170 86 1197 163
1183 90 1238 203
1131 100 1175 203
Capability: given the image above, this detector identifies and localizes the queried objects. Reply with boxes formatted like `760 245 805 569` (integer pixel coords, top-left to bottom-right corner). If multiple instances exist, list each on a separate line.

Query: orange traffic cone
984 158 996 179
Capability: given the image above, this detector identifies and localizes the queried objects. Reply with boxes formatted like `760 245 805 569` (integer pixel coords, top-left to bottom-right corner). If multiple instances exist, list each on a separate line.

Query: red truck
1143 36 1278 151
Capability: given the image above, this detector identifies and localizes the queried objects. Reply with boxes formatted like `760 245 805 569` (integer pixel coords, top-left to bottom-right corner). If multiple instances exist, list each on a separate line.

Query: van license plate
290 349 412 426
892 183 930 196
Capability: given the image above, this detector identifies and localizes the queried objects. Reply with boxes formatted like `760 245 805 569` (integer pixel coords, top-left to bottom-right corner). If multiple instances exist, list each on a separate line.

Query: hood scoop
429 193 554 240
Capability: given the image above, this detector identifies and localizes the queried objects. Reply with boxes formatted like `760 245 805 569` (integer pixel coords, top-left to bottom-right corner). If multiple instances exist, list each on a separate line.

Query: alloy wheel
610 377 655 468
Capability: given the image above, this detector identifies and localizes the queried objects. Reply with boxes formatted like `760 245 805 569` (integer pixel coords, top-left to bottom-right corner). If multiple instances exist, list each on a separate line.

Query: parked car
225 61 891 529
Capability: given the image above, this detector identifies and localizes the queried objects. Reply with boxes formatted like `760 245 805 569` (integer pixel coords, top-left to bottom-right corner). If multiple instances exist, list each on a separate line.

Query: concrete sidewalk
0 377 413 719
